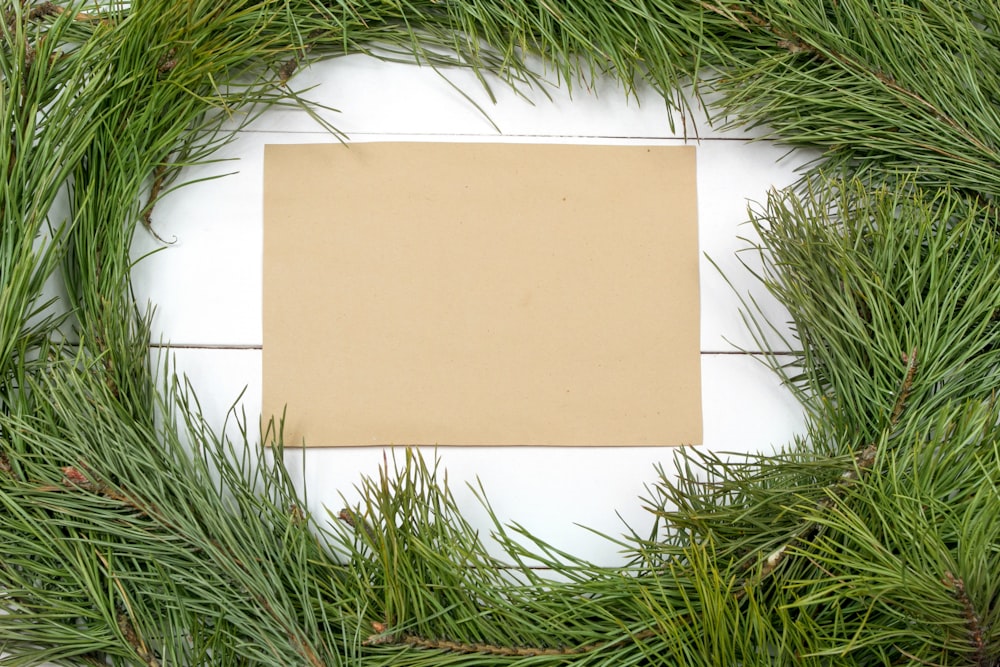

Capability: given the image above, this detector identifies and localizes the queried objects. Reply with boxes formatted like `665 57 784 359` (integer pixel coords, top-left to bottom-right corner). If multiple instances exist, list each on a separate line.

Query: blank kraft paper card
263 142 701 446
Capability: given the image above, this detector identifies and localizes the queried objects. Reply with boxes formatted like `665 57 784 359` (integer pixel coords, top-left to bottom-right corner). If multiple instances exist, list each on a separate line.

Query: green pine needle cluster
1 1 999 665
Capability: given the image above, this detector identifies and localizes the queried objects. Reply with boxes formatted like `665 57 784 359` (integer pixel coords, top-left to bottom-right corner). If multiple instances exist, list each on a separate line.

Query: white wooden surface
133 55 810 567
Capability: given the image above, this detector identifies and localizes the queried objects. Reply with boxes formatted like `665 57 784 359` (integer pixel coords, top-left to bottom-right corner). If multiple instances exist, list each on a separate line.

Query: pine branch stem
889 348 919 427
740 348 918 590
399 634 594 656
337 507 377 543
943 571 990 666
141 163 174 245
28 2 96 23
363 623 660 657
713 2 997 164
255 595 325 667
94 549 162 667
116 611 161 667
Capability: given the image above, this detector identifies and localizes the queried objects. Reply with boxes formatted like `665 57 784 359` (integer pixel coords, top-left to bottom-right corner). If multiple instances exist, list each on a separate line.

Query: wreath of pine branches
2 1 999 665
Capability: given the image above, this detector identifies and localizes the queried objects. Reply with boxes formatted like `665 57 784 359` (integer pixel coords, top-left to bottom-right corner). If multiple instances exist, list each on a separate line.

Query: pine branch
798 33 995 164
740 348 918 588
361 618 666 657
705 0 1000 197
943 571 991 667
363 622 598 656
5 2 1000 666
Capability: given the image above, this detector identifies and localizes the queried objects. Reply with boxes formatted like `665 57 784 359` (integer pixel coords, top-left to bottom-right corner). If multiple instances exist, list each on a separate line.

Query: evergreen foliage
1 1 998 665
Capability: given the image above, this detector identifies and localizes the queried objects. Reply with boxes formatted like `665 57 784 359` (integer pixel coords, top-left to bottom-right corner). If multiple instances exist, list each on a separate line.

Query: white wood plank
697 139 812 353
226 53 754 140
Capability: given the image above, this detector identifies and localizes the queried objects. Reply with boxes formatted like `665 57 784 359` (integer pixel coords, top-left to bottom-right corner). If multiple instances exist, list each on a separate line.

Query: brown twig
61 464 132 504
362 620 659 656
943 571 990 666
156 48 177 77
337 507 378 543
277 58 298 87
28 2 96 22
398 634 594 656
890 347 919 426
52 464 176 537
23 40 35 68
275 28 325 88
116 611 161 667
140 163 174 244
27 2 59 21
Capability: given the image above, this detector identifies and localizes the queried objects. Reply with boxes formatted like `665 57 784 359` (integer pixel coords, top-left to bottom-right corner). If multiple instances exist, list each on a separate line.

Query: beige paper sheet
263 142 701 446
